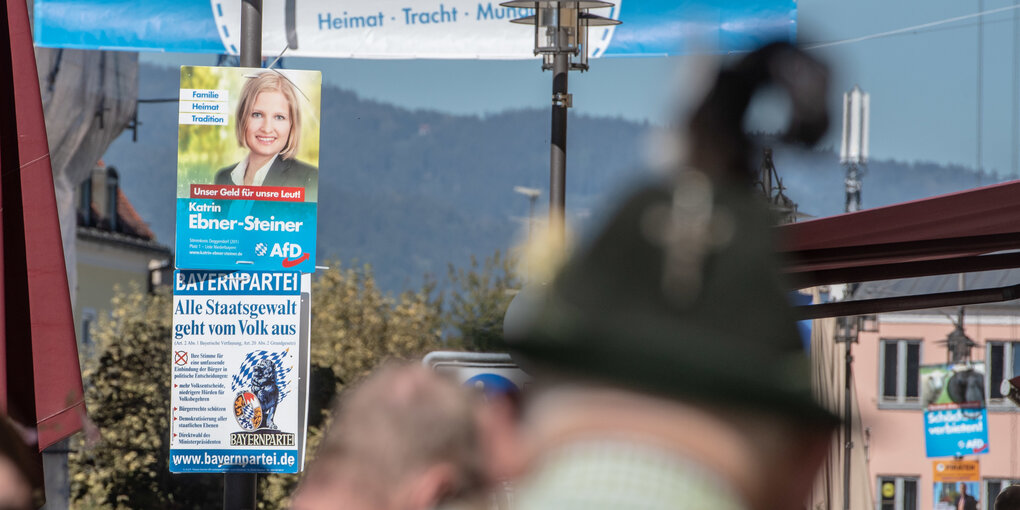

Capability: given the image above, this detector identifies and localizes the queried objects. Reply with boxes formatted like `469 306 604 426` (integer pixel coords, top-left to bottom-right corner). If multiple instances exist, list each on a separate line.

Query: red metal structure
781 180 1020 319
1 0 85 451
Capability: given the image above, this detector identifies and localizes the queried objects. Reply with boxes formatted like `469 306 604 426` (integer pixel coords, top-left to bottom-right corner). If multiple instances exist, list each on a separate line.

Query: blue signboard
175 199 317 272
601 1 796 57
464 373 520 397
791 291 812 352
424 351 531 397
34 0 795 57
924 404 989 458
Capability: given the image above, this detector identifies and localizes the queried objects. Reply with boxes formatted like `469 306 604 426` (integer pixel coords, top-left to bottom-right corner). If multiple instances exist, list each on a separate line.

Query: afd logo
260 242 310 268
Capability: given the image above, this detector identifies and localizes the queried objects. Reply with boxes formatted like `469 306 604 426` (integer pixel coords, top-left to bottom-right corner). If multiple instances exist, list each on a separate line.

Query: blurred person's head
472 392 528 484
0 416 38 510
291 362 486 510
0 456 31 510
995 485 1020 510
503 41 837 510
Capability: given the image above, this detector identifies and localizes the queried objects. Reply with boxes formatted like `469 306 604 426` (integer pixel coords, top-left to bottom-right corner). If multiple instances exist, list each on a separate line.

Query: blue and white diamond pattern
254 243 268 256
238 402 257 430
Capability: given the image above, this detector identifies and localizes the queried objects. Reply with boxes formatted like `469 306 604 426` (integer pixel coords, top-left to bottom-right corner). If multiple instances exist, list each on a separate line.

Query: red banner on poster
190 184 304 202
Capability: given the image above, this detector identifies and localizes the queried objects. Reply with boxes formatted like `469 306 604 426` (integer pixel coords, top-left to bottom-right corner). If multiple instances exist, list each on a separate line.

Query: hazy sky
142 0 1020 176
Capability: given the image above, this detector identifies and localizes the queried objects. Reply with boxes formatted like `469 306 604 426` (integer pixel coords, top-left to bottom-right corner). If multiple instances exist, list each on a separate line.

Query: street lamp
944 325 976 363
500 1 619 242
835 315 860 510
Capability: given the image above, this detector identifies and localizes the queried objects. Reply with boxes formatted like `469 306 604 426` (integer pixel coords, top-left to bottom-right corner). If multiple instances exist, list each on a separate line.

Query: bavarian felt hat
505 42 838 426
505 175 836 425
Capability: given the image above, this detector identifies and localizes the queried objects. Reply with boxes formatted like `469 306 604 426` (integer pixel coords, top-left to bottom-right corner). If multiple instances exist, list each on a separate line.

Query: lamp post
500 1 619 243
226 4 261 509
835 315 860 510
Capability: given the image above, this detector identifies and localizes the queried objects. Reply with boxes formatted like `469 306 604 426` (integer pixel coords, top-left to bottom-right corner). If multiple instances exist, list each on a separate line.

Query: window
878 476 918 510
880 339 921 405
987 342 1020 404
80 308 97 347
986 480 1020 510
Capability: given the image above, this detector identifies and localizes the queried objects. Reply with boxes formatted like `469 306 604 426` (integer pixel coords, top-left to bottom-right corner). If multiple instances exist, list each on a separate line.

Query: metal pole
240 0 263 68
796 282 1020 320
549 53 569 243
1013 0 1019 179
224 474 258 510
977 0 984 185
225 2 261 509
843 338 854 510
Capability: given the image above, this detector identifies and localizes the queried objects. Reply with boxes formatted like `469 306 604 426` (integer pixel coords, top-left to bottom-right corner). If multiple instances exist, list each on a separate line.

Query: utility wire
802 3 1020 50
1013 0 1019 179
889 16 1011 37
978 0 985 185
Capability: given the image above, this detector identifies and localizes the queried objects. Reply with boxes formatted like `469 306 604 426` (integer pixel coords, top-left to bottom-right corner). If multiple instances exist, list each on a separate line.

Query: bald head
293 363 484 510
996 485 1020 510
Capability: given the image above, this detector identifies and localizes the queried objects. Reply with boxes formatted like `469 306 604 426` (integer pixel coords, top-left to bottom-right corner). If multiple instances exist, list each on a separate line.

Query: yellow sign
933 460 980 482
882 482 896 499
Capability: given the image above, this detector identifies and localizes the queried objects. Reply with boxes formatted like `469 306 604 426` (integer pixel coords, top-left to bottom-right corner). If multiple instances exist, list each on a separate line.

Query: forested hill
104 62 1004 291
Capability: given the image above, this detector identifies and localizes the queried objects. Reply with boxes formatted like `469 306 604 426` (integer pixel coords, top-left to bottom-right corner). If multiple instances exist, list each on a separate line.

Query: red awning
2 0 85 450
778 180 1020 319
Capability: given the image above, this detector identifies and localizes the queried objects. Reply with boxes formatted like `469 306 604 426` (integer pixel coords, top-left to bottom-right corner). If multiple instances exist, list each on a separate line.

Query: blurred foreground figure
0 416 38 510
995 485 1020 510
505 42 838 510
291 363 486 510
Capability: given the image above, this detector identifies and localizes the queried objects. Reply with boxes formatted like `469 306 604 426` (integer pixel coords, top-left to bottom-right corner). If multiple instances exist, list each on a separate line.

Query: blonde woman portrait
215 71 317 192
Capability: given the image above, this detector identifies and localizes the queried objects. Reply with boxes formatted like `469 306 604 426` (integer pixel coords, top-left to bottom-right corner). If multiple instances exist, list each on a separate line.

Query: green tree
445 250 521 351
70 263 446 509
70 287 222 509
310 262 444 390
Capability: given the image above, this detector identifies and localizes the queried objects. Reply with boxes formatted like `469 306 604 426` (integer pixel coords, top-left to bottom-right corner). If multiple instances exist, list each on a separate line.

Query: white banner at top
213 1 615 59
33 0 796 58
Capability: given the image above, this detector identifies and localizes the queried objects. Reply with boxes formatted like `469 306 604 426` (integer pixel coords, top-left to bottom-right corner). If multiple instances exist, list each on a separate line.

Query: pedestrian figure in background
956 483 979 510
291 363 488 510
503 42 838 510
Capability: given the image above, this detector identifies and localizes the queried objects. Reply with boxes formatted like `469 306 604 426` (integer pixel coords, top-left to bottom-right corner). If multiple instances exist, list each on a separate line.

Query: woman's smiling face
245 90 292 159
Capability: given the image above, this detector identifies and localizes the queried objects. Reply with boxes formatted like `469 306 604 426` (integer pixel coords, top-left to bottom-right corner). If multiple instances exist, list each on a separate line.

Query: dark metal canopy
779 180 1020 318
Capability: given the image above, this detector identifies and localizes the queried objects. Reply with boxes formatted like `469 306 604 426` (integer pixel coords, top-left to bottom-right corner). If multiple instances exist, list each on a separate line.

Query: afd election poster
921 363 989 458
169 270 311 473
175 66 320 272
33 0 795 58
